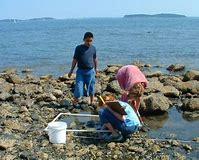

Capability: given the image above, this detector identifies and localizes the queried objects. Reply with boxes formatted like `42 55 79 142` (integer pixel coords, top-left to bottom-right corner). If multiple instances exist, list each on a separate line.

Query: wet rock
167 64 185 72
169 140 180 146
141 93 172 113
104 66 120 74
2 68 17 74
145 78 164 93
106 80 121 94
52 89 63 98
174 80 199 94
37 152 48 160
0 138 16 150
183 111 199 121
152 144 161 152
107 142 116 149
192 137 199 142
182 98 199 111
161 86 180 97
159 76 182 86
40 74 53 80
182 144 192 151
183 70 199 81
0 81 13 93
128 146 144 153
6 74 22 84
144 64 152 68
21 68 33 73
146 71 162 78
174 152 186 160
0 92 12 101
59 74 76 81
36 93 57 102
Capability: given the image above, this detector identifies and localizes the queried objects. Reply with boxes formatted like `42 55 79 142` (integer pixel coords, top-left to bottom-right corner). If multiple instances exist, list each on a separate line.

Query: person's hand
68 70 73 78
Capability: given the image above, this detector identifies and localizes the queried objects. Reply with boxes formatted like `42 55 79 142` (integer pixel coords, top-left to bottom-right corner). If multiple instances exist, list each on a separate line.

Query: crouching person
99 101 141 142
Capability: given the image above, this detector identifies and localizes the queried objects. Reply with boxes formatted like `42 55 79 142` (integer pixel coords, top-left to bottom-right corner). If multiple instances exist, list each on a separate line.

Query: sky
0 0 198 19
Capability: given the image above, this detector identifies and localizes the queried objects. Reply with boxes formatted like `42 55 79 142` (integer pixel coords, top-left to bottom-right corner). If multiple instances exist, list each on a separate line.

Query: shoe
103 133 123 142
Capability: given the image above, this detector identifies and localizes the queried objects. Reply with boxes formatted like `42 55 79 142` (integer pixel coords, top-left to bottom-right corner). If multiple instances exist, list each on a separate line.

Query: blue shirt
119 101 142 127
73 44 97 70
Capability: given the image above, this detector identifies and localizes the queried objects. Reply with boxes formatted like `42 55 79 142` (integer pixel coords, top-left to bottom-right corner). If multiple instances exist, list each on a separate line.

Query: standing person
116 65 148 111
68 32 98 106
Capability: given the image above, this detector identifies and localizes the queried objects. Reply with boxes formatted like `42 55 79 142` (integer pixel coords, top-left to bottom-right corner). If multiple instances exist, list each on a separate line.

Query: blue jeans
74 68 95 98
99 108 138 137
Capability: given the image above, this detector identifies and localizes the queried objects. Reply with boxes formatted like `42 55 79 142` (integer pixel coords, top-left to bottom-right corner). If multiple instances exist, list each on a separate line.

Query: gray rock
167 64 185 72
21 68 33 73
183 70 199 81
106 80 121 94
174 80 199 94
145 78 164 93
104 66 120 74
0 92 12 101
52 89 63 98
182 98 199 111
141 93 172 113
36 93 57 102
2 68 17 74
161 86 180 97
146 71 162 78
183 111 199 121
95 82 102 94
6 74 22 84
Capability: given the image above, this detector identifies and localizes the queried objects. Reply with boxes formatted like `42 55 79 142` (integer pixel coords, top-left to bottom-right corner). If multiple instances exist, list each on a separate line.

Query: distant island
124 13 186 18
0 17 55 22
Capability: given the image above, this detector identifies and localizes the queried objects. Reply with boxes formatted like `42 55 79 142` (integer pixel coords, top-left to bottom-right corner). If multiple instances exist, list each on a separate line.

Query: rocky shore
0 63 199 160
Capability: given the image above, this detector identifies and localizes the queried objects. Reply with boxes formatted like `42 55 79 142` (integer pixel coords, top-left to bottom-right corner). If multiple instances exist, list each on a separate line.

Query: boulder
106 80 121 94
145 78 164 93
0 92 12 101
161 86 180 97
6 74 22 84
0 81 13 93
104 66 120 74
146 71 162 78
174 80 199 94
182 98 199 111
36 93 57 102
59 74 76 81
159 76 182 86
52 89 63 98
14 84 42 95
141 93 172 113
183 70 199 81
95 82 102 94
40 75 53 81
167 64 185 72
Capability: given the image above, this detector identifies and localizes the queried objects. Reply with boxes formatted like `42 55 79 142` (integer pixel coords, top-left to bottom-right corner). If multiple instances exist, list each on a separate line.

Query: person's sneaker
104 133 123 142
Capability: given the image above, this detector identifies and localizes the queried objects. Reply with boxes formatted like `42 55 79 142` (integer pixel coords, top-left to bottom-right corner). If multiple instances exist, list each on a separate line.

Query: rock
160 155 170 160
167 64 185 72
182 144 192 151
0 138 16 150
128 146 144 153
182 98 199 111
0 81 13 93
141 93 172 113
104 66 120 74
37 152 48 160
40 74 53 80
95 82 102 94
183 111 199 121
146 71 162 78
6 74 22 84
21 68 33 73
21 140 33 150
169 140 180 146
14 84 42 95
2 68 17 74
161 86 180 97
192 137 199 142
52 89 63 98
145 78 164 93
152 144 161 152
36 93 57 102
59 74 76 81
3 120 26 132
19 106 29 113
183 70 199 81
132 61 145 68
107 142 116 149
106 80 121 94
144 64 152 68
174 80 199 94
160 76 182 86
0 92 12 101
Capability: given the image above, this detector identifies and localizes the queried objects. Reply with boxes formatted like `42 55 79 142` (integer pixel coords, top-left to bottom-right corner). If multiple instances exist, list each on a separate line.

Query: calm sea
0 17 199 76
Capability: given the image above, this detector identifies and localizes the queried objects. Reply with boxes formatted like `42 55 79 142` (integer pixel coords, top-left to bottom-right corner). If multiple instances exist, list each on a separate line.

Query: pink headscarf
116 65 148 102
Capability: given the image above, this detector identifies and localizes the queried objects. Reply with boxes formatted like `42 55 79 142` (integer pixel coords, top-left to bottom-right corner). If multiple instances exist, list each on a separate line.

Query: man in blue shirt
68 32 98 106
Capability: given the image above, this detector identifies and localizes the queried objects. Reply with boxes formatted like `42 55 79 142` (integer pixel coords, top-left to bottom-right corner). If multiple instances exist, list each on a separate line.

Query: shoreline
0 63 198 159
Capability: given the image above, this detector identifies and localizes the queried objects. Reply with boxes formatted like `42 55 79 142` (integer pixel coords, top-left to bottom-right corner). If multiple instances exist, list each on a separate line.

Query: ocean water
0 17 199 76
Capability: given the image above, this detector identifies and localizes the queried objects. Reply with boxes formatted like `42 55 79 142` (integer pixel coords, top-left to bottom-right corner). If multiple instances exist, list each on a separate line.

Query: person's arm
107 107 125 121
68 59 77 78
94 58 98 73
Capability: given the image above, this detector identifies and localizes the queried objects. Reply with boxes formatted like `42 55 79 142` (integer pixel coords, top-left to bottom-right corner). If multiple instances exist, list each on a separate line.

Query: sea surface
0 17 199 76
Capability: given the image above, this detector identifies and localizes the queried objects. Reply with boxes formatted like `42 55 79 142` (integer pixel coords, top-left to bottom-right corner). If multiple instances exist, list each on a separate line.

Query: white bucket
46 121 67 144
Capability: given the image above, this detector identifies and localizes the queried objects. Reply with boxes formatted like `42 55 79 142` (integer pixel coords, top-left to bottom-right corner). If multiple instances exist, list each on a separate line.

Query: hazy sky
0 0 198 19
